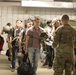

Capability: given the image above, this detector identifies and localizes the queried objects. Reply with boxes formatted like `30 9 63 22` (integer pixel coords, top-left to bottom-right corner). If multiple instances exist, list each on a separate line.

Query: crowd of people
0 14 76 75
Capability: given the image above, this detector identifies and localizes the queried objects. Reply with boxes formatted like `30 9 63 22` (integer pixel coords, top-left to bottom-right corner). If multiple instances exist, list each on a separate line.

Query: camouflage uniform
52 24 76 75
73 43 76 75
73 55 76 75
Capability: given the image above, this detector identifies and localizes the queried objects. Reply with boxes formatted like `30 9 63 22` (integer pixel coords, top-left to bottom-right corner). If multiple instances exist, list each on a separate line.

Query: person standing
25 16 44 75
52 15 76 75
73 28 76 75
19 20 33 55
52 18 61 30
1 23 13 64
10 20 23 72
51 18 61 37
43 20 55 68
25 20 33 35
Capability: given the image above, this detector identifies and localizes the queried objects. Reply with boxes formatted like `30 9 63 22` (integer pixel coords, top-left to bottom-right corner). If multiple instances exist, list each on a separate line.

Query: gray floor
0 54 54 75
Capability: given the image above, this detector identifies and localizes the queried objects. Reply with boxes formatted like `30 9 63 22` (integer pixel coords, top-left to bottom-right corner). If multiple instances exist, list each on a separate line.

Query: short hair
26 20 32 24
61 15 69 21
47 20 52 24
7 23 11 26
34 16 40 21
16 20 23 23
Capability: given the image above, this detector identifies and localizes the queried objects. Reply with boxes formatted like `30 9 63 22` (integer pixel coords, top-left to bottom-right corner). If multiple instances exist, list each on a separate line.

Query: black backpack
17 54 34 75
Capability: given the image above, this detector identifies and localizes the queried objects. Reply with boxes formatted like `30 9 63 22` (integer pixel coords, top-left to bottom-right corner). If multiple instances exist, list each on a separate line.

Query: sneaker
10 64 12 68
48 65 52 69
11 68 15 72
48 66 51 69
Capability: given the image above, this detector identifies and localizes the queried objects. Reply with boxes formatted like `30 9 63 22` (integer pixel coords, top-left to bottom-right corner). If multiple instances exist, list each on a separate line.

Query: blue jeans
12 45 18 68
28 47 40 72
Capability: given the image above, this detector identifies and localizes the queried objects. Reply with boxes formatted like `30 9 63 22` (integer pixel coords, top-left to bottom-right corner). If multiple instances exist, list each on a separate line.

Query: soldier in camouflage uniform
52 15 76 75
73 36 76 75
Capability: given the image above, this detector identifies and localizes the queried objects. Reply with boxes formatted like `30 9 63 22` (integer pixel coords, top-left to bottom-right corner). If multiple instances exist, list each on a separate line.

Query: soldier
73 28 76 75
52 15 76 75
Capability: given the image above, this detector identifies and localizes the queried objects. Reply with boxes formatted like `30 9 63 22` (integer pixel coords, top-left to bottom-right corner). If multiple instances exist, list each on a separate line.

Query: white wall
0 7 76 31
0 7 76 29
0 6 76 50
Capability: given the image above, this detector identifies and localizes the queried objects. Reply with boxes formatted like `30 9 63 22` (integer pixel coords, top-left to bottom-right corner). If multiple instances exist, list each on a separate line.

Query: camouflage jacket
52 24 76 53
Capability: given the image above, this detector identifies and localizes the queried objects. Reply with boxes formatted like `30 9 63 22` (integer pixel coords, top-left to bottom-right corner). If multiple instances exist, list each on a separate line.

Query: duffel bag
17 54 34 75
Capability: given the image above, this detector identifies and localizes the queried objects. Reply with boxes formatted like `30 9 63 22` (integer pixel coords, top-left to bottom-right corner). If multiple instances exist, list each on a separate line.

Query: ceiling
0 0 75 2
0 0 76 8
0 0 21 2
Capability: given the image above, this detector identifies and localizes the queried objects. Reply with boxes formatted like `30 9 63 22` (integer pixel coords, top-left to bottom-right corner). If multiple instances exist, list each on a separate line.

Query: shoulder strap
10 27 15 38
22 28 26 40
39 26 44 33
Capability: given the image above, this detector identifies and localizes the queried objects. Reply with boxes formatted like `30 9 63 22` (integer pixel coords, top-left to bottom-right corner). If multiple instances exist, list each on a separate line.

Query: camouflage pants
53 52 73 75
73 55 76 75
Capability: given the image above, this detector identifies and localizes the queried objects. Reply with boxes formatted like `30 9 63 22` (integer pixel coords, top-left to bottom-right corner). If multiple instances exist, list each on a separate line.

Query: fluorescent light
21 1 51 8
21 0 73 8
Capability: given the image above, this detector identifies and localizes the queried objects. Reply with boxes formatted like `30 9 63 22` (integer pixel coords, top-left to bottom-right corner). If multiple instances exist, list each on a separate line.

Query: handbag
17 54 34 75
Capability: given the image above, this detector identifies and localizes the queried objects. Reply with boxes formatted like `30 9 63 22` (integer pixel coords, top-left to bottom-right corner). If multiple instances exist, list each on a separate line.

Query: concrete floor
0 54 54 75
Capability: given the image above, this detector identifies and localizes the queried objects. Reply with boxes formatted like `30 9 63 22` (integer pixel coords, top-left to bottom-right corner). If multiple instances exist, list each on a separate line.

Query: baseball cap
52 18 60 25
